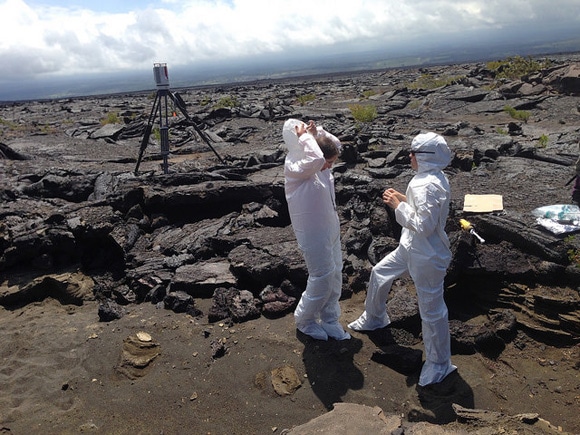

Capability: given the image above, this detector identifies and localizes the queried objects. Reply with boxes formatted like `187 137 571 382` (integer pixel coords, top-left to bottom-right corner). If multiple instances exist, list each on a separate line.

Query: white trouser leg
365 246 408 318
319 239 350 339
348 246 408 331
294 232 338 340
294 273 333 340
294 268 334 324
411 255 456 386
320 237 343 323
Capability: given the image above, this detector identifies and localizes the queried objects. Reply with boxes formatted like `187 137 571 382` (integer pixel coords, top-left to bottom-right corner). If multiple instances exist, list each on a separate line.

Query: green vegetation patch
406 73 464 90
101 111 120 125
565 235 580 267
213 96 239 109
0 117 19 129
349 104 377 123
503 105 530 123
486 55 552 80
199 96 212 106
296 93 316 106
361 89 377 99
537 134 549 148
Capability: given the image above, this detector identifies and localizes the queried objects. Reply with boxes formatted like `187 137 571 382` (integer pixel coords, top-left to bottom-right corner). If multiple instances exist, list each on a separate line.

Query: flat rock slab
284 402 402 434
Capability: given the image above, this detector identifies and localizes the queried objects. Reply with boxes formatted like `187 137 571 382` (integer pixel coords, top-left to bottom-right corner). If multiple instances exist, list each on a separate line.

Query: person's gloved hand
306 120 317 136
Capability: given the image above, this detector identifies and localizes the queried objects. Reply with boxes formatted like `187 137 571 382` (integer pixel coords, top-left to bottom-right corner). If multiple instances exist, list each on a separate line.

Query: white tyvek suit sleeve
396 174 451 255
285 133 325 187
282 119 348 341
284 122 340 243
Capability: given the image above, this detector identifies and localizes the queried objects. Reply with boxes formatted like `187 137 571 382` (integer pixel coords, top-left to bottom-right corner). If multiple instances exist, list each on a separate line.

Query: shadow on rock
411 370 475 424
296 330 364 410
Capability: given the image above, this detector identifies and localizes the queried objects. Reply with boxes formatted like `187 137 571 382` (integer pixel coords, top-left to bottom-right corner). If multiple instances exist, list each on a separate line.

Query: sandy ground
1 63 580 434
0 288 578 434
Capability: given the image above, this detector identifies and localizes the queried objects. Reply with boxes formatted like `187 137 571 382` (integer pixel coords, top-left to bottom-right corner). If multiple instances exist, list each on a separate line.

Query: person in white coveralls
283 118 350 341
348 132 456 386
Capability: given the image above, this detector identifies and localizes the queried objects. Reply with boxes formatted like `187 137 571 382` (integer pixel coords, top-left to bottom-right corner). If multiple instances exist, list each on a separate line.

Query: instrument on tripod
134 63 224 175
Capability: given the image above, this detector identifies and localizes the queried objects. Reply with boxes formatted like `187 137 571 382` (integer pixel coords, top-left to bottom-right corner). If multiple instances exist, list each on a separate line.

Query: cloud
0 0 579 82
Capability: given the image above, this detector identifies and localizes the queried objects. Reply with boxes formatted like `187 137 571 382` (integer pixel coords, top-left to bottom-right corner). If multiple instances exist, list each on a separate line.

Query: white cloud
0 0 578 81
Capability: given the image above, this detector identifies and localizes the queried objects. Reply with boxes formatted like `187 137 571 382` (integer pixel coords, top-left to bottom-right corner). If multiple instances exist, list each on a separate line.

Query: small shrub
495 127 508 135
0 117 18 130
487 55 552 80
296 94 316 106
213 96 239 109
503 105 530 123
565 235 580 267
199 96 212 106
361 89 377 99
101 111 120 125
568 248 580 267
152 127 161 142
406 99 422 110
537 134 549 148
349 104 377 123
39 124 56 134
407 73 464 90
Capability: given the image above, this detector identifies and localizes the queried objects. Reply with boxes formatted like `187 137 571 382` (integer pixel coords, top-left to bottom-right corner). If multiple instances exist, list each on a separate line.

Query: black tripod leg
135 92 160 175
134 124 153 175
170 92 225 164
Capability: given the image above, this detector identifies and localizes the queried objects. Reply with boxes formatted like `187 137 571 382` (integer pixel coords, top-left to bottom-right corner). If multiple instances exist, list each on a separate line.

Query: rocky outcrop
1 55 579 356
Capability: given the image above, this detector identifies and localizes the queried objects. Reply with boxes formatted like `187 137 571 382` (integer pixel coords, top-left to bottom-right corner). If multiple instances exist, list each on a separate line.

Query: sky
1 0 579 99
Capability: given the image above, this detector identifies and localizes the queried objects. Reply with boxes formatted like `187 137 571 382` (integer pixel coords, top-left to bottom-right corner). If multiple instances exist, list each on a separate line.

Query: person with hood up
348 132 456 386
283 118 350 341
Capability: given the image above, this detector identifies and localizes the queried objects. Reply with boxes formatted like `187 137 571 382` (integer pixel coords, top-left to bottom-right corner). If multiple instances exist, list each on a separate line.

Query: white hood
411 132 453 173
282 118 306 157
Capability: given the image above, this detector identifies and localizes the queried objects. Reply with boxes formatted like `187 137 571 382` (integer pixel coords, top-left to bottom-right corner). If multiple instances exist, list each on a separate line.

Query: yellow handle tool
459 219 485 243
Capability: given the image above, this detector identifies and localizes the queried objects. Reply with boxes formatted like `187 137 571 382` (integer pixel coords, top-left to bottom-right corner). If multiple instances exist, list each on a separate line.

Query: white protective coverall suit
283 119 350 341
348 132 456 386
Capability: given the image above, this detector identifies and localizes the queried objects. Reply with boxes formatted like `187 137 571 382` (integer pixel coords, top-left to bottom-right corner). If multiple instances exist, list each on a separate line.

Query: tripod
134 63 224 175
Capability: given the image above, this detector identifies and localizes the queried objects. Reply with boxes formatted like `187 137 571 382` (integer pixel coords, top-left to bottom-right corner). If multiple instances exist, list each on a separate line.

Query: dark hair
316 135 340 159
